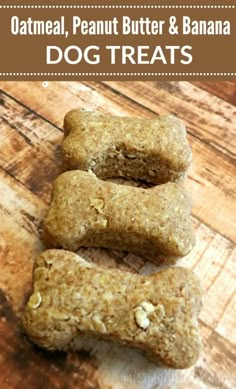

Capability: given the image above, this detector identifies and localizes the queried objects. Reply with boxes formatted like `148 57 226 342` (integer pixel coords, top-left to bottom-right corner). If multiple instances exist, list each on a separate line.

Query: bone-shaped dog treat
43 171 195 264
62 109 192 184
23 250 202 369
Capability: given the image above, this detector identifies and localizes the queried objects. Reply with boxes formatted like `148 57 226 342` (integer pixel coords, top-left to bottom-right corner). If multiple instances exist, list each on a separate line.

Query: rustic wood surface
0 81 235 389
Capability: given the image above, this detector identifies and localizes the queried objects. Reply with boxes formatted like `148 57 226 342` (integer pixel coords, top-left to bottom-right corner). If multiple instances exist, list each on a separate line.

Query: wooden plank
0 84 235 242
0 170 222 389
0 96 63 203
101 81 236 158
0 167 45 312
0 288 103 389
0 176 235 389
190 322 236 389
1 81 235 158
0 88 235 388
193 82 236 106
216 284 236 345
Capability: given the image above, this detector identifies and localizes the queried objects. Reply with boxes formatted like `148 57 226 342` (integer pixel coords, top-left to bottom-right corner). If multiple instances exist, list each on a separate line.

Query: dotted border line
1 5 234 78
0 73 235 76
0 5 235 8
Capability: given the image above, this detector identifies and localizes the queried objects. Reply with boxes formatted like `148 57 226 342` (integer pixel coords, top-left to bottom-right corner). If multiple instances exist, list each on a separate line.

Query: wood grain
0 81 235 389
103 81 236 157
0 289 101 389
193 82 236 105
0 82 235 241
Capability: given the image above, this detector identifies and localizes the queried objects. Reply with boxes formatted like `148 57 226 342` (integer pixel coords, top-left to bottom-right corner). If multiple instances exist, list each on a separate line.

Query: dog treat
23 250 202 369
62 109 192 184
43 171 195 264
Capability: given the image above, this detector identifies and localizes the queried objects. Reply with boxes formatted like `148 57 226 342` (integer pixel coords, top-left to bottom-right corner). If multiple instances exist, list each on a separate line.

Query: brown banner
0 0 235 80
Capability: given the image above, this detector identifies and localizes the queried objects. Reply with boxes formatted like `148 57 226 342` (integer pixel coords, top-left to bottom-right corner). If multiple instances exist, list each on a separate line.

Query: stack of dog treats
23 110 202 369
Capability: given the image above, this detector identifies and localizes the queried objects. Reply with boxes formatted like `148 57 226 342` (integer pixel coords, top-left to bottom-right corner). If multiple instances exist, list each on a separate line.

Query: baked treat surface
43 171 195 264
23 250 202 369
62 109 192 184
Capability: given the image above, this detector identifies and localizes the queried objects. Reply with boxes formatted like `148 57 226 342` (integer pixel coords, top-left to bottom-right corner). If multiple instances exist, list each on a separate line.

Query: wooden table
0 81 235 389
